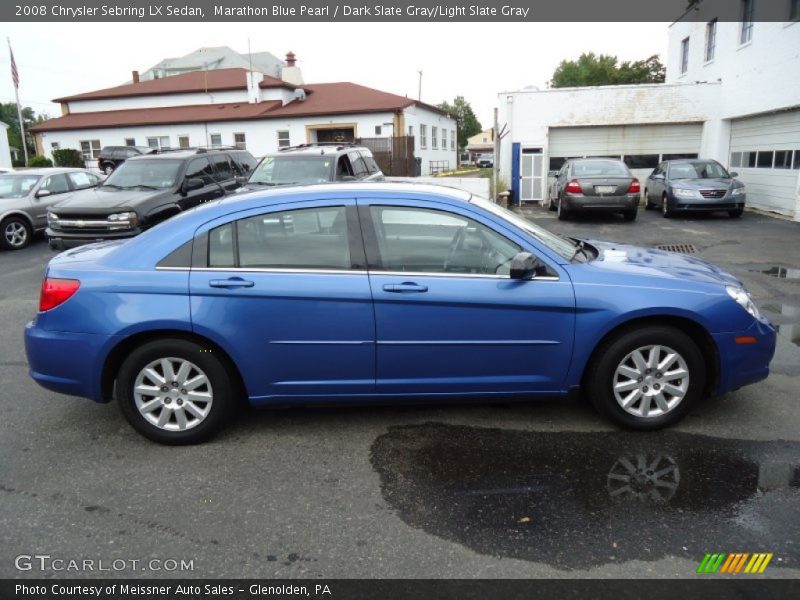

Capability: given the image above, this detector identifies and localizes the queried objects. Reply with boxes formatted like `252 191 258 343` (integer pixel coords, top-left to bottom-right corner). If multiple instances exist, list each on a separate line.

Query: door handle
209 277 254 289
382 282 428 293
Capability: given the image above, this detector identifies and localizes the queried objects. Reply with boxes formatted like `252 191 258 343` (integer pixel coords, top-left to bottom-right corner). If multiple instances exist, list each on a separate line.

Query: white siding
403 105 458 176
729 109 800 217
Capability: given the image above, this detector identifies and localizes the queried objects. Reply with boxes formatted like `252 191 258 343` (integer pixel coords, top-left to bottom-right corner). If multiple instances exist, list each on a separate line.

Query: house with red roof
31 52 457 176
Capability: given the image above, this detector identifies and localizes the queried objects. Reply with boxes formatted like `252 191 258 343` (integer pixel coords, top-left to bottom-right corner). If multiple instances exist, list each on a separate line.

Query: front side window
741 0 754 44
185 157 215 185
680 37 690 74
369 206 521 276
209 206 351 270
41 174 70 194
705 19 717 62
211 156 233 182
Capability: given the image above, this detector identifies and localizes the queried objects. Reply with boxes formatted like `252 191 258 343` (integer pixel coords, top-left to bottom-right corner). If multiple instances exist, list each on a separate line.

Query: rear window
571 161 629 177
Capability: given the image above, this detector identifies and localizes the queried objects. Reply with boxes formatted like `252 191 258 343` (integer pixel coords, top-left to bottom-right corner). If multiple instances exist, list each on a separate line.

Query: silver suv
0 168 103 250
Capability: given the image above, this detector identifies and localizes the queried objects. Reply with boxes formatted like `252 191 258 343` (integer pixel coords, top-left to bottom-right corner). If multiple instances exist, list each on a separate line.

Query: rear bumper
713 319 777 395
46 228 139 250
563 194 639 211
25 320 116 402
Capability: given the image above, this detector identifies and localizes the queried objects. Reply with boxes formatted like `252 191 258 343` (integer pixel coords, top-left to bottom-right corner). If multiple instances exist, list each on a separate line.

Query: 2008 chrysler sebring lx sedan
25 183 776 444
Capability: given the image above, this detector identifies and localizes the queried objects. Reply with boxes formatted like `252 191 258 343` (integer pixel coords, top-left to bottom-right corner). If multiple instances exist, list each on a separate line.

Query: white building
498 2 800 220
31 53 457 176
0 122 12 168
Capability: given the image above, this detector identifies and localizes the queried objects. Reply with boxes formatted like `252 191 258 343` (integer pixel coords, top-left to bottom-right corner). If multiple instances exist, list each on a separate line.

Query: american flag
9 42 19 89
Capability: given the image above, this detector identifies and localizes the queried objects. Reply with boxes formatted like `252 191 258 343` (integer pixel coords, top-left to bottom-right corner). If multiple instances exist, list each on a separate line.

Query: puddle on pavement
371 423 800 570
757 266 800 280
762 303 800 348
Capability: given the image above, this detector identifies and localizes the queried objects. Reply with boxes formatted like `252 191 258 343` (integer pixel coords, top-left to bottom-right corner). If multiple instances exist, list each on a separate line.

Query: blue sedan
25 183 776 444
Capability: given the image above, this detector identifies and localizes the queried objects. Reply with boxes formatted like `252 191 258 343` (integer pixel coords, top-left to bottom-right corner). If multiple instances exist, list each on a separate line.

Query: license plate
595 185 616 194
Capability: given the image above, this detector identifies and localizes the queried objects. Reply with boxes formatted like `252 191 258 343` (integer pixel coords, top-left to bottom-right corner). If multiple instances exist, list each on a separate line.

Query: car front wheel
586 326 705 430
116 338 234 444
661 194 673 218
1 217 32 250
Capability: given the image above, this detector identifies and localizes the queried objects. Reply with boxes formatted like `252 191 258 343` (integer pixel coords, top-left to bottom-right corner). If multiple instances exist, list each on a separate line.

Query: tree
550 53 665 88
437 96 482 151
0 102 48 161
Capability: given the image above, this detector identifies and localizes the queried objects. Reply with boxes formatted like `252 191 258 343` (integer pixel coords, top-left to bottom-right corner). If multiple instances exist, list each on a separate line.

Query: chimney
281 51 304 86
132 70 140 84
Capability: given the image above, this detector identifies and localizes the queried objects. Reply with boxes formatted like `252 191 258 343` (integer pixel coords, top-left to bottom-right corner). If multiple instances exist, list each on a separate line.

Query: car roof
667 159 715 164
5 167 87 176
269 145 370 157
127 149 237 161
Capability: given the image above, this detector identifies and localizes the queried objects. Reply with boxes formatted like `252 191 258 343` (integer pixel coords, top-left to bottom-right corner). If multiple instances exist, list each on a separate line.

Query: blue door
189 200 375 402
358 200 575 396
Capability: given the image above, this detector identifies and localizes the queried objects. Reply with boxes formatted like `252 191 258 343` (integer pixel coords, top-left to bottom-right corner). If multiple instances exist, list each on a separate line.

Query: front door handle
382 282 428 293
209 277 254 289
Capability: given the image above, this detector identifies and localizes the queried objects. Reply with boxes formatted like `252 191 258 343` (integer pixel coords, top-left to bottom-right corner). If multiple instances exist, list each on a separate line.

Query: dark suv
97 146 156 175
241 143 384 190
47 148 257 250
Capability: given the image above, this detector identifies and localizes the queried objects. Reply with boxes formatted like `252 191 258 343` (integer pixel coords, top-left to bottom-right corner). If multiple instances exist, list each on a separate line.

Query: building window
147 136 169 150
623 155 660 169
451 130 456 150
432 126 438 149
178 135 190 149
209 133 222 147
756 151 774 168
792 150 800 169
735 151 758 168
234 133 246 150
408 125 414 137
420 124 427 149
441 129 446 150
79 140 101 160
124 138 135 146
375 125 382 135
705 19 717 62
730 152 742 168
50 142 60 150
277 130 290 149
680 37 690 74
741 0 754 44
774 150 792 169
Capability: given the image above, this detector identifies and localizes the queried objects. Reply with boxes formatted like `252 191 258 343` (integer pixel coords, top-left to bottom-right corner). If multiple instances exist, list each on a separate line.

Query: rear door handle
382 282 428 293
209 277 254 289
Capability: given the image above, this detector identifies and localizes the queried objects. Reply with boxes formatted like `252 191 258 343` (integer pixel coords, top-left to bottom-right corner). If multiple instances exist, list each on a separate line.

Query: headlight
731 187 745 196
726 286 761 320
107 211 138 230
47 212 58 226
672 187 696 198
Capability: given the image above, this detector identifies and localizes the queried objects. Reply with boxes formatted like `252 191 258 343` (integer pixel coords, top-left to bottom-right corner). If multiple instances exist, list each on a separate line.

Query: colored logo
697 552 773 574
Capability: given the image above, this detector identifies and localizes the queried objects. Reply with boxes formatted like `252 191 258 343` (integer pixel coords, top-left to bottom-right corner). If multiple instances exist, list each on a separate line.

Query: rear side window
208 206 351 270
67 171 99 190
211 155 233 182
185 157 214 186
361 151 380 174
157 240 193 268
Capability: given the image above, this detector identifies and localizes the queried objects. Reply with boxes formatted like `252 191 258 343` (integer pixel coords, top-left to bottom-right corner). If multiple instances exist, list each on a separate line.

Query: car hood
669 178 736 189
51 186 166 212
582 239 743 287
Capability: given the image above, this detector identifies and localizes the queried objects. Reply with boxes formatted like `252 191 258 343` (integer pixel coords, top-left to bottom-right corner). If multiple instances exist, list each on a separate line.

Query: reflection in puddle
763 303 800 348
758 266 800 280
371 424 800 570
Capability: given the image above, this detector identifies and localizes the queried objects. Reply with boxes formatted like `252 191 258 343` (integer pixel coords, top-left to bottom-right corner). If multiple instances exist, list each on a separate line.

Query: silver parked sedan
0 168 103 250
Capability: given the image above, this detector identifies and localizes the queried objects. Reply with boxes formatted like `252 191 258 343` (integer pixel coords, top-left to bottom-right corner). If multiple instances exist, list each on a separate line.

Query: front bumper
563 194 639 211
25 320 117 402
46 227 139 250
713 318 776 395
668 192 746 211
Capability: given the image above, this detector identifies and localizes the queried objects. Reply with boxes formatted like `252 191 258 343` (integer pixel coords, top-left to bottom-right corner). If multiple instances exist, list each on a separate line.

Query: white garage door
729 110 800 217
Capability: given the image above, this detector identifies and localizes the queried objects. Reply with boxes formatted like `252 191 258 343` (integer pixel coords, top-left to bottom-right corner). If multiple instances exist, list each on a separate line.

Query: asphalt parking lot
1 206 799 579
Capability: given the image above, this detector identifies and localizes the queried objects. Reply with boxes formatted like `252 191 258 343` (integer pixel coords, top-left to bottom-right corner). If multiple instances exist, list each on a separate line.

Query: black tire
547 195 557 211
116 338 235 444
557 198 569 220
644 191 653 210
728 208 743 218
585 326 705 430
1 216 33 250
661 194 673 218
623 209 638 222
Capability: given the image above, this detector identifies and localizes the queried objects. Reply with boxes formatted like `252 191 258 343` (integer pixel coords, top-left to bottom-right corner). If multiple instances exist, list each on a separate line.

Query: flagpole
8 38 28 165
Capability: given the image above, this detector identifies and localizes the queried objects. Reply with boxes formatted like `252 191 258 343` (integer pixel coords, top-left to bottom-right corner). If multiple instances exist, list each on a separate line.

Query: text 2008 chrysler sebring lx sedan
25 183 776 444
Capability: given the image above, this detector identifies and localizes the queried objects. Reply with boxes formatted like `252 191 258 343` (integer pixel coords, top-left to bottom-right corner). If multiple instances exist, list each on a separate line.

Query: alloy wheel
612 344 689 418
4 221 28 248
607 453 680 503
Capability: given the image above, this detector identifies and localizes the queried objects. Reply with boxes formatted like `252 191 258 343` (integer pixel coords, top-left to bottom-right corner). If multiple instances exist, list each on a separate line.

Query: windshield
471 197 578 261
668 161 729 179
0 174 41 198
103 159 181 189
249 156 333 185
572 161 629 177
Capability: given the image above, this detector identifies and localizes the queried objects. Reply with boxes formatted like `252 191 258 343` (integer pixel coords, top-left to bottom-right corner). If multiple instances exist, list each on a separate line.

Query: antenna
247 37 253 73
417 70 422 101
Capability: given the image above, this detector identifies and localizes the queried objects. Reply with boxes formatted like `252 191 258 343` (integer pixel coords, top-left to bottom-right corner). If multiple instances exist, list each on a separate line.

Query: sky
0 22 668 128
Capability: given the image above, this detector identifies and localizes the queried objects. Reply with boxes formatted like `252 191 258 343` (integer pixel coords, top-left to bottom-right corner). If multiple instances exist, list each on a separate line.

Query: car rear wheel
586 326 705 430
116 339 234 444
661 194 673 218
728 209 743 218
1 217 32 250
557 198 569 220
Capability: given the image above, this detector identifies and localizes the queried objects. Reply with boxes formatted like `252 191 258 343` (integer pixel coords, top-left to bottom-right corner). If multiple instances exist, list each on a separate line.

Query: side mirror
234 175 248 186
35 189 51 198
339 175 356 182
510 252 547 280
547 170 559 177
182 177 205 193
652 173 665 180
729 171 738 178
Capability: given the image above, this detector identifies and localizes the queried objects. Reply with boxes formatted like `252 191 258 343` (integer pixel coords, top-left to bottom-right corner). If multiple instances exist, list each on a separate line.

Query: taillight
39 278 80 312
628 178 641 193
565 179 582 194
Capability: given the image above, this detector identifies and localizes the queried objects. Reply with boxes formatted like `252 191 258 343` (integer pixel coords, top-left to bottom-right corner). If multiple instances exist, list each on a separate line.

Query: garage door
549 123 702 161
729 109 800 217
